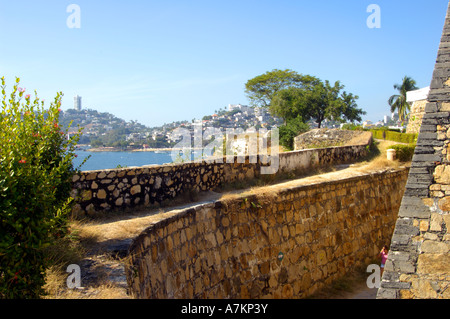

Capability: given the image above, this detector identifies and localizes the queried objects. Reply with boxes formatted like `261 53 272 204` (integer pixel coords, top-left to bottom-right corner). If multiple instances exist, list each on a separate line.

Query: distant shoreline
84 147 201 152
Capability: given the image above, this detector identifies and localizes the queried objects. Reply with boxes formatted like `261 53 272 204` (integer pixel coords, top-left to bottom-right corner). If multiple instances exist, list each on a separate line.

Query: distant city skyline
0 0 448 127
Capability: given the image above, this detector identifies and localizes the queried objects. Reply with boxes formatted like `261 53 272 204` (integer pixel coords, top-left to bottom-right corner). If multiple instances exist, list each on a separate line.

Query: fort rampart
125 168 409 299
71 137 371 217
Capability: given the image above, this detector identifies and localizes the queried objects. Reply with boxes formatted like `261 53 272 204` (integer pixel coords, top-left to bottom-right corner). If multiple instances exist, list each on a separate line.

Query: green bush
371 129 417 144
279 117 309 151
0 77 82 298
388 144 416 162
340 124 365 131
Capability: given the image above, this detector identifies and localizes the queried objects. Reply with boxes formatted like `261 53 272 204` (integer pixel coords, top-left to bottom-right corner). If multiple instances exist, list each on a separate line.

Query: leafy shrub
0 77 82 298
340 124 365 131
388 144 416 162
279 117 309 151
371 129 417 144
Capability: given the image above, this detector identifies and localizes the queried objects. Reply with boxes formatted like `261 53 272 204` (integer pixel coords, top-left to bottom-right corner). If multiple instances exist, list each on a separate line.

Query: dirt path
350 286 378 299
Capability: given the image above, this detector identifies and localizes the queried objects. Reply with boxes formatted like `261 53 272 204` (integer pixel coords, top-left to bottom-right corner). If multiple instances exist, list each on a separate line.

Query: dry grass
42 217 133 299
43 263 129 299
350 139 408 173
219 186 279 206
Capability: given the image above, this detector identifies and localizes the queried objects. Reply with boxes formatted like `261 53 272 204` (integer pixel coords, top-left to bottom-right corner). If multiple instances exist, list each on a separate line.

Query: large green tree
269 87 305 125
388 76 418 122
245 69 319 108
270 78 365 128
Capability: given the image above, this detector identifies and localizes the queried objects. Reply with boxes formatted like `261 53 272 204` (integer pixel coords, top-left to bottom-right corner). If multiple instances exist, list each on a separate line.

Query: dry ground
43 139 408 299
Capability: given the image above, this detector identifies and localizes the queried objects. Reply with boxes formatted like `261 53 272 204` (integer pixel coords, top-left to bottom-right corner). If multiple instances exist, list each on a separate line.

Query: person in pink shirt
378 245 389 276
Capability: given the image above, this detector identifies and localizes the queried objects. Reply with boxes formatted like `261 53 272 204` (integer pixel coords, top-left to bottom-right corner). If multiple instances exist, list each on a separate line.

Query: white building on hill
74 95 82 111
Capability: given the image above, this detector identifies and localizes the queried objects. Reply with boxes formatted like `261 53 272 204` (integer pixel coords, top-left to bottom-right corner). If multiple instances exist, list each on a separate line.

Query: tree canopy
245 69 366 149
269 78 365 128
245 69 319 108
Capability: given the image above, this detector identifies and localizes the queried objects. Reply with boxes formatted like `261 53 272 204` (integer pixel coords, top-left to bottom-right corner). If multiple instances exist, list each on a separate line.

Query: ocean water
73 150 174 171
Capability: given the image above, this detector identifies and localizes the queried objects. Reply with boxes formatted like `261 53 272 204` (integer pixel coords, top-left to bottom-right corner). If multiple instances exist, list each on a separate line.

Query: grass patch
349 139 411 173
42 217 131 299
41 219 87 298
388 144 416 162
370 129 418 144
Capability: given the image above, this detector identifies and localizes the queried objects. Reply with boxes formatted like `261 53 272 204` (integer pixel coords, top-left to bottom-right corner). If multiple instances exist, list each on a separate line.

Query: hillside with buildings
61 103 285 149
63 94 406 150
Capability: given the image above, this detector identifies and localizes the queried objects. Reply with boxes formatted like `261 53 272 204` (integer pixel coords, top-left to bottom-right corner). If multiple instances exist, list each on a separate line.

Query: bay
73 150 174 171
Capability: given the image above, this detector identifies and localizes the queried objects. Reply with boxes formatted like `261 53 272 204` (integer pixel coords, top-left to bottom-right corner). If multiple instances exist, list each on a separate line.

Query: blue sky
0 0 448 127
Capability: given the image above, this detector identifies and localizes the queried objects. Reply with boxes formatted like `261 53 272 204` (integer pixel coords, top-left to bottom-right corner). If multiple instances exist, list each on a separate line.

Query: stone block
86 172 97 180
81 190 92 201
417 254 450 275
380 281 411 290
420 220 429 232
443 215 450 233
434 165 450 184
430 213 443 231
97 189 107 200
394 260 416 274
412 154 441 163
420 241 449 254
259 261 271 275
376 287 398 299
413 279 441 299
398 206 431 219
98 171 107 179
130 185 141 195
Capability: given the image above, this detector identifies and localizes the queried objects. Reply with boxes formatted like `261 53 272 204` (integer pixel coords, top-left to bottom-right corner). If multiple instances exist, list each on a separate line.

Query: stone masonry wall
406 100 427 135
126 168 408 299
294 129 372 151
72 141 371 217
377 1 450 299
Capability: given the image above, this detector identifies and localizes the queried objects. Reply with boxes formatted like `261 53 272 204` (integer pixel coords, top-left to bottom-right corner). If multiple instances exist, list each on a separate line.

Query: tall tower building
74 95 82 111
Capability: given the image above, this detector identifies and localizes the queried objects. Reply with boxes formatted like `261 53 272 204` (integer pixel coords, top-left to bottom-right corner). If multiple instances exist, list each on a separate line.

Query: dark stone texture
377 1 450 299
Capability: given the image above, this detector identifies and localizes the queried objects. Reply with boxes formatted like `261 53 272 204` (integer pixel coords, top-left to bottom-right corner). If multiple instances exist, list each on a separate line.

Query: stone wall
294 129 372 151
377 1 450 299
406 100 427 134
72 141 371 217
125 168 409 299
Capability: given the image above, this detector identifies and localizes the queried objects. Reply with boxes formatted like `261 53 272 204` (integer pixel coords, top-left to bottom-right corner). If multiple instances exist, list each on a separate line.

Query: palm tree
388 76 418 122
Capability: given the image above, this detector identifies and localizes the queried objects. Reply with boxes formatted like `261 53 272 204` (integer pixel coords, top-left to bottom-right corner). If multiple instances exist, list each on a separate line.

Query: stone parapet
71 141 371 217
126 168 408 299
294 129 372 151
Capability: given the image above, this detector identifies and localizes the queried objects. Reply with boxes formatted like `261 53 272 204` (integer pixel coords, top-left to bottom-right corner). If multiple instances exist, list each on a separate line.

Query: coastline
85 147 199 152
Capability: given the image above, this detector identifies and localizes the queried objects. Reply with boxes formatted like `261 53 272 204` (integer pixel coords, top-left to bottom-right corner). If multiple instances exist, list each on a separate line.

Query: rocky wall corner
377 1 450 299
